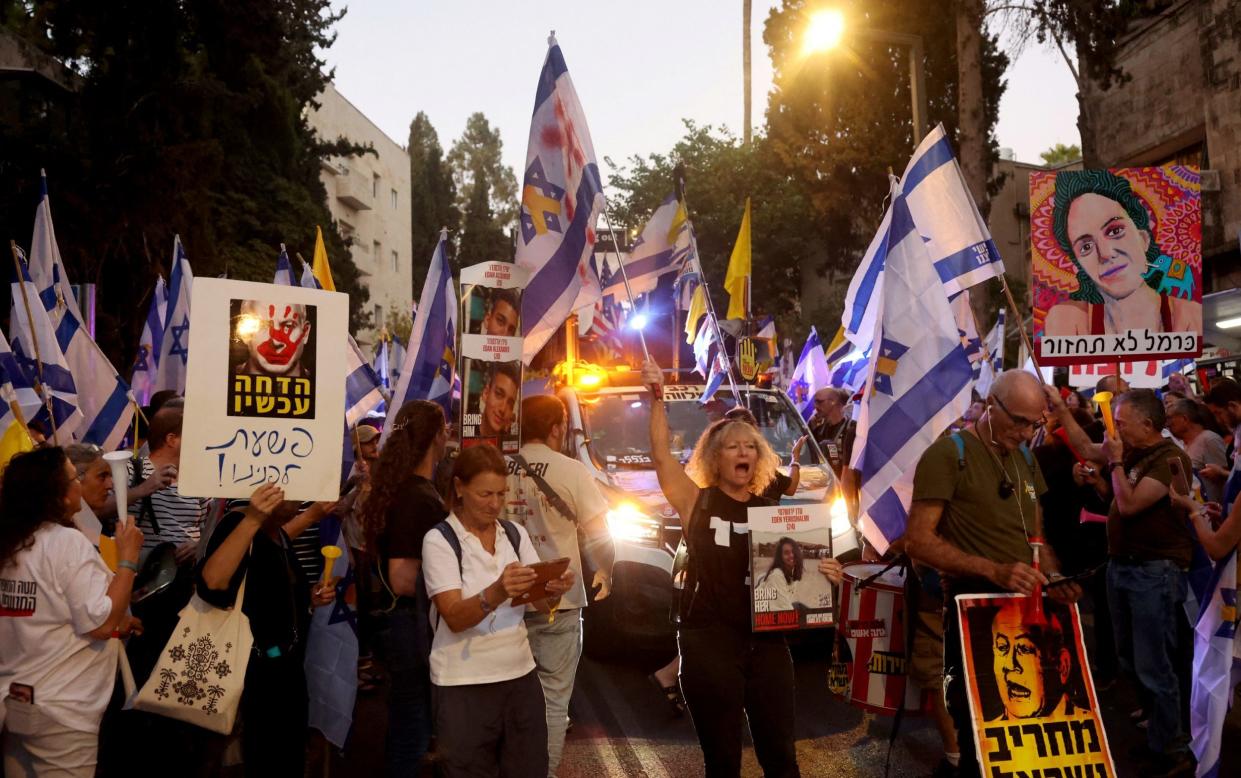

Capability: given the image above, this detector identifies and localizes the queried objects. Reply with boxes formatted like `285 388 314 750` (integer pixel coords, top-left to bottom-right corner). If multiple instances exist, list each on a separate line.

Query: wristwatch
118 559 140 573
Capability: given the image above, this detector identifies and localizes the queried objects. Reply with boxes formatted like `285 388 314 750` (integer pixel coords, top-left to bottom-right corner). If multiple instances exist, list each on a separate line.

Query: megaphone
103 451 132 529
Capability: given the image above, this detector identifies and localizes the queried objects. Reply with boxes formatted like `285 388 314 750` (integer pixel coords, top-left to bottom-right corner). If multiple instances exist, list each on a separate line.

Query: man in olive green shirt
906 370 1080 778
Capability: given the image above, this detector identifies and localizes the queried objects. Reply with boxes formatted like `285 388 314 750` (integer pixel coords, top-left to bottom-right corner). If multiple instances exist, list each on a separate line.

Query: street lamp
801 9 928 145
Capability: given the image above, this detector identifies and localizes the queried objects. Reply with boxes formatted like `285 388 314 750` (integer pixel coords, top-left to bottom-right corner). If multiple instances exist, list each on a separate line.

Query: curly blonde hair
685 419 779 495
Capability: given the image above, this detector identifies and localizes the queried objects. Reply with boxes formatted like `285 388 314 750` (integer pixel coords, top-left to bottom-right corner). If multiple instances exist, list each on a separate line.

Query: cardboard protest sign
748 504 834 632
180 278 347 501
1031 167 1202 366
957 594 1116 777
459 262 527 454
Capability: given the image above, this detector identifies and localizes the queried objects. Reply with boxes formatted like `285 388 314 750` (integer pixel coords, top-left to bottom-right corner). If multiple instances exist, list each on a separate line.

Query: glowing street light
802 9 846 56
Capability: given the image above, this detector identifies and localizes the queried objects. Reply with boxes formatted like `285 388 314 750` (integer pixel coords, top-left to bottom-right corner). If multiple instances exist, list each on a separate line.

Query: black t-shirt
378 475 447 608
811 417 856 477
682 486 775 632
195 510 310 654
760 471 792 502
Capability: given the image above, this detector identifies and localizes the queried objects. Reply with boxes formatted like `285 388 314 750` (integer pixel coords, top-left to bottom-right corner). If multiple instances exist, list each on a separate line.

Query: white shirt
127 457 209 554
506 442 610 610
0 523 118 733
422 514 540 686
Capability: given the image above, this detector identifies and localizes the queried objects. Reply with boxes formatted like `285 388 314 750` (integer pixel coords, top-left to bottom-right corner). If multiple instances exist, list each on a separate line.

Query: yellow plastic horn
319 545 342 589
1094 391 1116 439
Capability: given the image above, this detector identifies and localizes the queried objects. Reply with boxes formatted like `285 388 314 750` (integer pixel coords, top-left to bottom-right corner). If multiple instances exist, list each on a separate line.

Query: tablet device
511 557 571 606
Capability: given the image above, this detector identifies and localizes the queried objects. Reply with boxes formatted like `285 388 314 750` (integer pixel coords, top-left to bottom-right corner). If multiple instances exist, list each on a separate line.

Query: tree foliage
408 111 458 292
457 163 512 264
446 112 518 238
1040 142 1081 165
0 0 369 369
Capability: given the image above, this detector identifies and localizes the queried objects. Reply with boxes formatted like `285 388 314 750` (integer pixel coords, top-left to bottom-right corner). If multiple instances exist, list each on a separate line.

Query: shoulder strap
512 454 578 524
498 519 522 555
1018 443 1034 468
433 521 464 576
950 432 966 470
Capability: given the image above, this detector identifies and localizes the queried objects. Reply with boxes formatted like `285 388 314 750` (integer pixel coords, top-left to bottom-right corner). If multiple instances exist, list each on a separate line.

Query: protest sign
957 594 1117 777
748 503 834 632
1031 167 1202 366
460 262 527 454
180 278 347 501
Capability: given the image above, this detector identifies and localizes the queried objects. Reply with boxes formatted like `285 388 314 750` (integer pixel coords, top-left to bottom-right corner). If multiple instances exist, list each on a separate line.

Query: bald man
905 370 1080 778
808 387 855 479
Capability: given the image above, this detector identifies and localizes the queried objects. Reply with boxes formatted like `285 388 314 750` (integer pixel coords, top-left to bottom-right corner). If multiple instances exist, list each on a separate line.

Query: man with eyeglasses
905 369 1081 778
1046 387 1194 777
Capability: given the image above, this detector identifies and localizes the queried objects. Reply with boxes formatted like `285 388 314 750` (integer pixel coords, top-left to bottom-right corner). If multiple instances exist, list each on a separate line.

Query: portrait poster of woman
1030 167 1202 366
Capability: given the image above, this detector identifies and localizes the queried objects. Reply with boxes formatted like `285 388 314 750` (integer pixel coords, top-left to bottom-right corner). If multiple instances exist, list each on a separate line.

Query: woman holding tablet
422 444 574 778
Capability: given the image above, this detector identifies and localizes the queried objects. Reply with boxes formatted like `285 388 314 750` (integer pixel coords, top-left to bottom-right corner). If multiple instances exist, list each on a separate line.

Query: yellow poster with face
956 594 1117 777
1030 167 1202 366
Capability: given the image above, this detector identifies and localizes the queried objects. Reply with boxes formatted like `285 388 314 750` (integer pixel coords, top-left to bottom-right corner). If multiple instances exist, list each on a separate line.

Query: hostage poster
1031 166 1202 366
459 261 527 454
748 504 834 632
179 277 347 501
957 594 1117 777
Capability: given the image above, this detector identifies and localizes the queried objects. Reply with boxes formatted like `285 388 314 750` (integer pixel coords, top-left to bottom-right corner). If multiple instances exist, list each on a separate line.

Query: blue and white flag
373 339 391 391
829 346 870 393
131 277 167 406
842 184 895 350
902 124 1006 295
389 337 406 389
854 193 975 553
601 193 692 299
692 314 718 378
273 246 296 287
948 291 984 374
154 236 193 395
29 174 136 448
304 513 358 749
516 35 605 364
699 354 727 405
1163 357 1195 382
975 308 1006 398
9 256 83 443
787 326 831 420
1190 550 1241 778
384 233 456 439
756 316 776 342
0 327 47 430
300 261 321 290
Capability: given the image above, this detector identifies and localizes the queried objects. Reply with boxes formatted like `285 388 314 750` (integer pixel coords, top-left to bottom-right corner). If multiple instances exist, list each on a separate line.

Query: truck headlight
830 496 851 536
606 501 662 544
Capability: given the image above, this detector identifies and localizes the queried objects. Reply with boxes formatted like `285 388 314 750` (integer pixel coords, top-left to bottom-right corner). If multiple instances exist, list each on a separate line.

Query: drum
838 562 930 715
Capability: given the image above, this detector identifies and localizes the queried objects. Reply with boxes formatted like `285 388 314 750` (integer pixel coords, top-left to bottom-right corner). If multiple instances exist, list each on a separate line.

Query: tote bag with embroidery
125 574 253 734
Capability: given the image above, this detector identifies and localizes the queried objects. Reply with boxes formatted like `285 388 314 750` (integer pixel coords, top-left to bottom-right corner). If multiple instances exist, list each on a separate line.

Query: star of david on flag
154 236 194 394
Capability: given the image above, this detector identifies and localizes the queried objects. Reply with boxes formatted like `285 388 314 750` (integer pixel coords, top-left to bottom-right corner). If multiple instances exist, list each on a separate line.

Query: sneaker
928 758 960 778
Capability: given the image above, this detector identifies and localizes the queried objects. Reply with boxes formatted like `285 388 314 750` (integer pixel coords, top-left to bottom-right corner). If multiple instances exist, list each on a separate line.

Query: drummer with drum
904 370 1082 778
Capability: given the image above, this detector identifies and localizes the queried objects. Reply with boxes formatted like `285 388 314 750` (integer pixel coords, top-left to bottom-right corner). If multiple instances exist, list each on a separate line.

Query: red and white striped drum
838 562 931 715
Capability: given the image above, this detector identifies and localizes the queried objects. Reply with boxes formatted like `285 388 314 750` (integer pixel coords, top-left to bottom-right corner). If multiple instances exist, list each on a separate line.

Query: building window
392 250 399 272
391 188 398 209
374 304 383 329
373 240 381 260
372 173 380 199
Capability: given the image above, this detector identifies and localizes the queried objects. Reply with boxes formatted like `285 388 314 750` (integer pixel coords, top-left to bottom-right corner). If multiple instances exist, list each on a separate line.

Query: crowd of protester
1 365 1240 778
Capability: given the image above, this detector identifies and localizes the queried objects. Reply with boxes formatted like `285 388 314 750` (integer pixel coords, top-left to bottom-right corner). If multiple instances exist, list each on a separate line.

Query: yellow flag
0 417 33 471
684 285 708 344
724 198 751 320
825 325 848 366
312 226 336 292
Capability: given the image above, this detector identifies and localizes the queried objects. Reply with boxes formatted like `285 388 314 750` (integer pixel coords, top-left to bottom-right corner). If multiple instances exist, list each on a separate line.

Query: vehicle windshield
579 389 823 468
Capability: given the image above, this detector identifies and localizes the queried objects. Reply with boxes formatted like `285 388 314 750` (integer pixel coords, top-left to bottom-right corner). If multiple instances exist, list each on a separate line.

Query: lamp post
802 10 928 145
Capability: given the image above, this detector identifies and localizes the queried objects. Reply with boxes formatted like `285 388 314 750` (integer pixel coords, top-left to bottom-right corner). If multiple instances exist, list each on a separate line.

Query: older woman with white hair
642 360 842 778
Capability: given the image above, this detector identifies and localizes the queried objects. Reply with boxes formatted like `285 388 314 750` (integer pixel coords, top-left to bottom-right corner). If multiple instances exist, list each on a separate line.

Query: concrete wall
1082 0 1241 290
307 84 412 347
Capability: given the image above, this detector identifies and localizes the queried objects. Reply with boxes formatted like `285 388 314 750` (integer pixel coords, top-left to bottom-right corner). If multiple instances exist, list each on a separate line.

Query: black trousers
433 670 548 778
678 623 799 778
943 597 982 778
240 651 309 778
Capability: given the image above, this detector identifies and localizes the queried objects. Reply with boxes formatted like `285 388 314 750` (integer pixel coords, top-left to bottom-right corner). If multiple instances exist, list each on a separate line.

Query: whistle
1093 391 1116 439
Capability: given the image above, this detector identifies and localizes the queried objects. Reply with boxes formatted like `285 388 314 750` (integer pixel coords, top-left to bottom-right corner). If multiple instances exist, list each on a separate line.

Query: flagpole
599 210 651 363
675 167 743 404
10 241 58 442
998 275 1045 384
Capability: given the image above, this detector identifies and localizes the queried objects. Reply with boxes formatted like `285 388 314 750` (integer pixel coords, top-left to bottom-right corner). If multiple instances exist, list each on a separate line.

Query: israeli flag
153 236 193 395
131 276 167 406
304 512 358 749
384 232 455 439
756 316 776 341
699 354 727 405
975 309 1006 398
1190 551 1241 777
829 346 870 393
1163 357 1195 381
902 124 1005 295
601 193 691 299
28 172 83 323
842 187 894 350
373 340 390 391
516 34 605 364
692 315 717 377
9 255 84 443
0 327 47 429
273 246 296 287
786 326 831 420
855 193 975 553
301 261 321 290
948 291 984 375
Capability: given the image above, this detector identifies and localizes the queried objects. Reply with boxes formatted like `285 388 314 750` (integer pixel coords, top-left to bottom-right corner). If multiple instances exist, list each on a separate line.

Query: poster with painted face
1031 167 1202 366
957 594 1116 777
459 261 527 454
180 278 347 501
